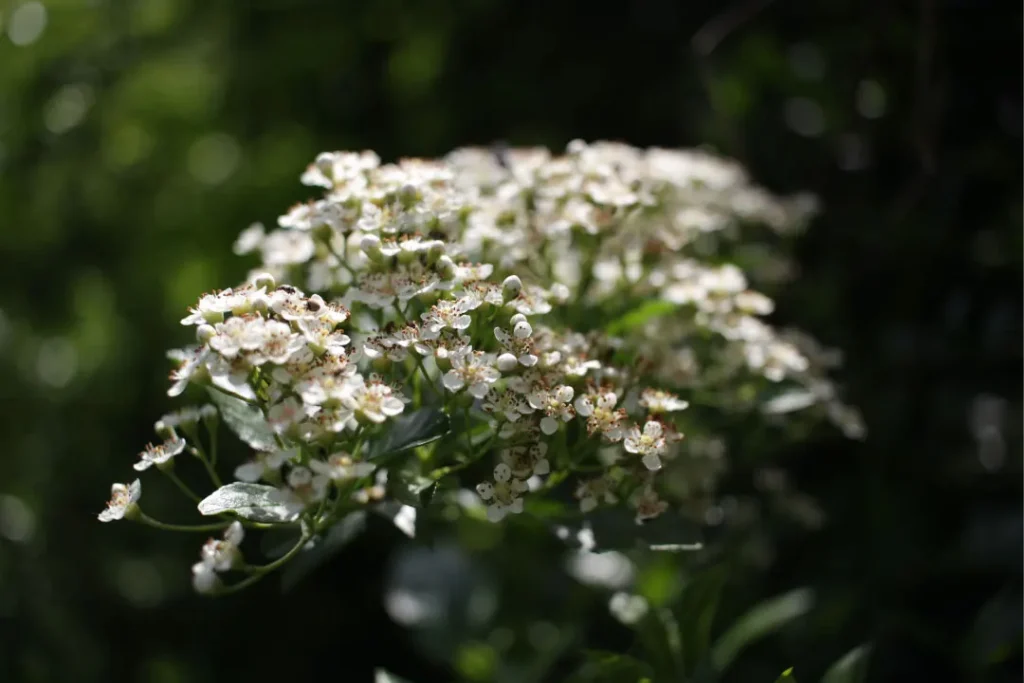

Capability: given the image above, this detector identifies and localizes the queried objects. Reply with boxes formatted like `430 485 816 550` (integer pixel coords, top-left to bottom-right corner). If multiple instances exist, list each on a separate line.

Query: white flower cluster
100 140 862 593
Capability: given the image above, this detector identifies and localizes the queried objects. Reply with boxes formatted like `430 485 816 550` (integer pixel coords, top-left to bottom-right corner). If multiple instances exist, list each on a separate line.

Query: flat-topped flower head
98 480 141 522
134 436 187 472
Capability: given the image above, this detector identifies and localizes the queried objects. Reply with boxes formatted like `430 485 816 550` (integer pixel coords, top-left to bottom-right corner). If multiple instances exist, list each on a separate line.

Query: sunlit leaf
207 388 278 451
197 482 296 523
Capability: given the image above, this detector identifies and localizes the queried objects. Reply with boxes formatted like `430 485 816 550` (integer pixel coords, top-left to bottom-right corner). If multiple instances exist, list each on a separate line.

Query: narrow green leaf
605 300 679 336
820 645 870 683
775 667 797 682
207 388 278 451
711 588 815 673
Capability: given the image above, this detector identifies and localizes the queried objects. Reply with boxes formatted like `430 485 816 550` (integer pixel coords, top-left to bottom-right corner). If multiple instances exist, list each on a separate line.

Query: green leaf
368 408 450 462
374 669 414 683
207 388 277 451
280 511 367 592
564 650 654 683
386 470 435 508
556 508 703 553
674 567 730 675
605 300 679 336
197 482 297 523
711 588 815 673
820 645 870 683
776 667 797 682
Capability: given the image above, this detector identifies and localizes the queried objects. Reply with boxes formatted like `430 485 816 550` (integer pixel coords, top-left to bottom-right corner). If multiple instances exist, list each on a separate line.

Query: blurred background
0 0 1020 681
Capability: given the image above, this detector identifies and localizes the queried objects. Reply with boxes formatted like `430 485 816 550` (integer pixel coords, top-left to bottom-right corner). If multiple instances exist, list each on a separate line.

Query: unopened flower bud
361 234 384 262
435 255 457 280
196 324 216 344
502 275 523 302
513 320 533 339
252 272 276 290
153 420 176 441
497 353 519 372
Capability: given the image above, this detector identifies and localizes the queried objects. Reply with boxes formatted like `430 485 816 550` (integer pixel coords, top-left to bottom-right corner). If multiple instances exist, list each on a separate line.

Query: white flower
297 318 351 357
494 313 538 367
476 470 528 522
199 521 245 571
309 452 376 481
267 397 306 434
420 296 479 338
271 466 329 516
133 436 187 471
156 405 217 431
98 480 141 522
624 421 667 471
500 443 550 479
632 486 668 523
442 350 500 398
180 285 268 326
233 222 265 255
638 388 690 413
528 385 575 435
574 391 627 442
482 388 534 422
234 449 295 482
575 476 618 513
343 376 405 423
192 561 220 594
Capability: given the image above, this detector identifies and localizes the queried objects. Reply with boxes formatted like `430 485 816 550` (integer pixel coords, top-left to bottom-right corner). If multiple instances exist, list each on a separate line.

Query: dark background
0 1 1020 681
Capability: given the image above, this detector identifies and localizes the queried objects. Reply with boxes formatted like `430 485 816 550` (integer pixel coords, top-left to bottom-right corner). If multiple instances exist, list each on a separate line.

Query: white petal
494 463 512 482
224 521 245 545
234 461 264 482
641 453 663 471
382 397 405 416
540 416 558 435
442 372 464 392
487 504 507 522
533 458 550 476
